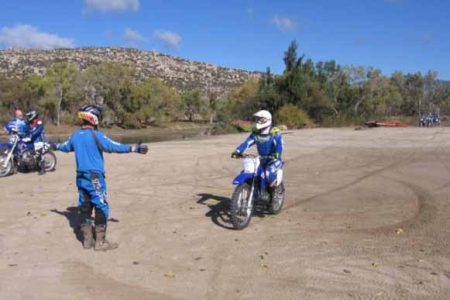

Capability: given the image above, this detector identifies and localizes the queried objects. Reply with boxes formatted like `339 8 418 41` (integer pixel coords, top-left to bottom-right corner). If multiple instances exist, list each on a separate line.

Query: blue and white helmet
78 104 102 126
253 110 272 130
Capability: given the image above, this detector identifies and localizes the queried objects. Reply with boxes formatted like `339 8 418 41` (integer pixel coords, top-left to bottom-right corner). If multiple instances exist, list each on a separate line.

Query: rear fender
232 172 254 185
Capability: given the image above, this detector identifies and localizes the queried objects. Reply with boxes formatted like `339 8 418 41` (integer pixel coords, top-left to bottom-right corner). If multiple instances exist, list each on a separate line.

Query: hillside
0 47 261 94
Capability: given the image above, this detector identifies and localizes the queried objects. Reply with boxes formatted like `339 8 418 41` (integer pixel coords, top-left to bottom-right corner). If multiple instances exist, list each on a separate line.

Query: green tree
39 63 79 126
129 78 182 127
182 90 205 122
77 62 135 125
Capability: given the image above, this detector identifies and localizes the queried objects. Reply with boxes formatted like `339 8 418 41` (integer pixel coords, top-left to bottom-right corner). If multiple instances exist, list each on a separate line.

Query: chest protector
254 127 280 156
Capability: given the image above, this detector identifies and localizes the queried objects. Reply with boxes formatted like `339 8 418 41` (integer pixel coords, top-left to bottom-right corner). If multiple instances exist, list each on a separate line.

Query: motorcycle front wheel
268 182 285 215
0 154 13 177
230 183 253 230
42 151 57 172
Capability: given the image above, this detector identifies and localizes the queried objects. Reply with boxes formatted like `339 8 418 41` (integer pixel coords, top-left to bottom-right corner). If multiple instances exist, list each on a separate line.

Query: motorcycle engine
18 151 37 170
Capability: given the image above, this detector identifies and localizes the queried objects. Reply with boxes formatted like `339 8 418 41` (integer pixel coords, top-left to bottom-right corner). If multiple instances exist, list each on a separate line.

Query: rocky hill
0 47 261 94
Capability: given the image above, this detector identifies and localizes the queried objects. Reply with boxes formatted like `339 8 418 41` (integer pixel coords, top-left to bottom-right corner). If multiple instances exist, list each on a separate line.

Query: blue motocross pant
76 171 109 225
259 159 283 189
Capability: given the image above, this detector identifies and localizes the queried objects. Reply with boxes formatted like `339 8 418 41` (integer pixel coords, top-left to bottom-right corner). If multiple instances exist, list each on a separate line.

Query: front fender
0 143 12 153
232 172 254 185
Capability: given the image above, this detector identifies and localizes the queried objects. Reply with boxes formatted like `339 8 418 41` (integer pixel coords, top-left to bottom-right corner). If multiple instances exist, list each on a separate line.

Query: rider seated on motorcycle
51 104 148 251
3 109 29 137
231 110 284 198
25 110 47 175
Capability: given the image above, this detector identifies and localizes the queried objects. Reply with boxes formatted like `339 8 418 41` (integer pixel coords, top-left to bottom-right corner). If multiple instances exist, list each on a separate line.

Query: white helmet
253 110 272 130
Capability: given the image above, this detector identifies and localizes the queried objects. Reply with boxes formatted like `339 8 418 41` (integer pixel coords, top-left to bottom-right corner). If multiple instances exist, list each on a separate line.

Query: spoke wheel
230 183 253 230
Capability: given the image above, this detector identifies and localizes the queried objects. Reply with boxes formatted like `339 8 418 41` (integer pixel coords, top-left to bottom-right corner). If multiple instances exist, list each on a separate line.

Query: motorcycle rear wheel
0 154 13 177
42 151 57 172
230 183 253 230
268 182 285 214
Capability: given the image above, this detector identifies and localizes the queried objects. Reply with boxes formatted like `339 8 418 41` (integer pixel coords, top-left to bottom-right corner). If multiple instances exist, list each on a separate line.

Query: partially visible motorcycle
230 153 285 230
0 133 57 177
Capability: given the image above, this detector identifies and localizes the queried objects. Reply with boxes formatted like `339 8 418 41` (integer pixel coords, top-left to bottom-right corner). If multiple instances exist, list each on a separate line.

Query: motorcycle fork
2 142 17 169
245 171 257 214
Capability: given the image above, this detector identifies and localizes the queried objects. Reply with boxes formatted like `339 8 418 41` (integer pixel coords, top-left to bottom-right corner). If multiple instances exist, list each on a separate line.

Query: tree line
219 41 450 129
1 40 449 131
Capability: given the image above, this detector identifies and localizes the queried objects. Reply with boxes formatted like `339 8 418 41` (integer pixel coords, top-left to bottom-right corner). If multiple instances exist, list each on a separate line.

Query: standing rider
3 109 29 137
26 111 47 175
51 104 148 251
231 110 284 200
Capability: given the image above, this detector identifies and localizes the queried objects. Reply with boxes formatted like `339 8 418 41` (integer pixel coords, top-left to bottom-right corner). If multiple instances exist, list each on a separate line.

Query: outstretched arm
94 131 132 153
57 137 74 153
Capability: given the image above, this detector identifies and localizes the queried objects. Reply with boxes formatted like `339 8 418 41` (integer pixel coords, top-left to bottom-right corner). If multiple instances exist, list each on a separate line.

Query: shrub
277 104 314 129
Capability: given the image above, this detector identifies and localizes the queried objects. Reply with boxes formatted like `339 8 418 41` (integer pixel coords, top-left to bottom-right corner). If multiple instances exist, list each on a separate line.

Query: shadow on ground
197 193 234 230
197 193 269 230
50 206 83 244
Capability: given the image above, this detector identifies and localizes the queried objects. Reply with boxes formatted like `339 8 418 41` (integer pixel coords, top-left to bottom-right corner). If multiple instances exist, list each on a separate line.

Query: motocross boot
80 222 94 249
94 225 118 251
38 161 46 175
259 188 271 203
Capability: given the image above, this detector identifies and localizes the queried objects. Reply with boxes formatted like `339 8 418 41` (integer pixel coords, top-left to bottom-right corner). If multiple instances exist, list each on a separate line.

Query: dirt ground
1 127 450 300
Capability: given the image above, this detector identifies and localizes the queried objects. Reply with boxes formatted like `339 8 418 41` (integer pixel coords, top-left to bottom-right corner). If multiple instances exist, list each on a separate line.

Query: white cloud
83 0 139 13
271 15 297 32
153 30 182 49
0 24 74 49
124 28 145 45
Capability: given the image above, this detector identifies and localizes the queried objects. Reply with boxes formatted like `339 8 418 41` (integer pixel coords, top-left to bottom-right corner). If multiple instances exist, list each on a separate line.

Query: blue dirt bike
0 133 56 177
230 154 285 230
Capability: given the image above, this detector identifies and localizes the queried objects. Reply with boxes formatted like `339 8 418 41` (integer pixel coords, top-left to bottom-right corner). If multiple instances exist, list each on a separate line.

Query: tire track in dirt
284 128 442 211
281 128 445 241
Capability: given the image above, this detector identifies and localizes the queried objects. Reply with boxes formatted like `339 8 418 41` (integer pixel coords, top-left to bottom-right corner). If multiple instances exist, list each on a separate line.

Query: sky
0 0 449 79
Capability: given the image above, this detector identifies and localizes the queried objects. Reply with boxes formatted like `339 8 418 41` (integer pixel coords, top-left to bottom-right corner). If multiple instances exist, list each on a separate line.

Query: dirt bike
0 134 57 177
230 154 285 230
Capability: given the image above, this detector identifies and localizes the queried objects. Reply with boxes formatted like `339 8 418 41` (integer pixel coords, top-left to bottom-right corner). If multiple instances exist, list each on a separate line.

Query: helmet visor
255 117 269 125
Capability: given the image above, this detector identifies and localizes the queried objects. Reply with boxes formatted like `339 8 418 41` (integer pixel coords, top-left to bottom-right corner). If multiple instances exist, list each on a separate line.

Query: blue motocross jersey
236 127 283 157
4 119 29 137
57 128 132 173
30 120 45 143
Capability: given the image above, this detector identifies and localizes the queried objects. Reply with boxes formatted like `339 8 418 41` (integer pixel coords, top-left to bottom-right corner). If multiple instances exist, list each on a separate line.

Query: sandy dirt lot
1 127 450 300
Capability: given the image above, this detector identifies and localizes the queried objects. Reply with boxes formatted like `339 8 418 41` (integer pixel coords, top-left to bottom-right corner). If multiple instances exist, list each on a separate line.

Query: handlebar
232 153 259 159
